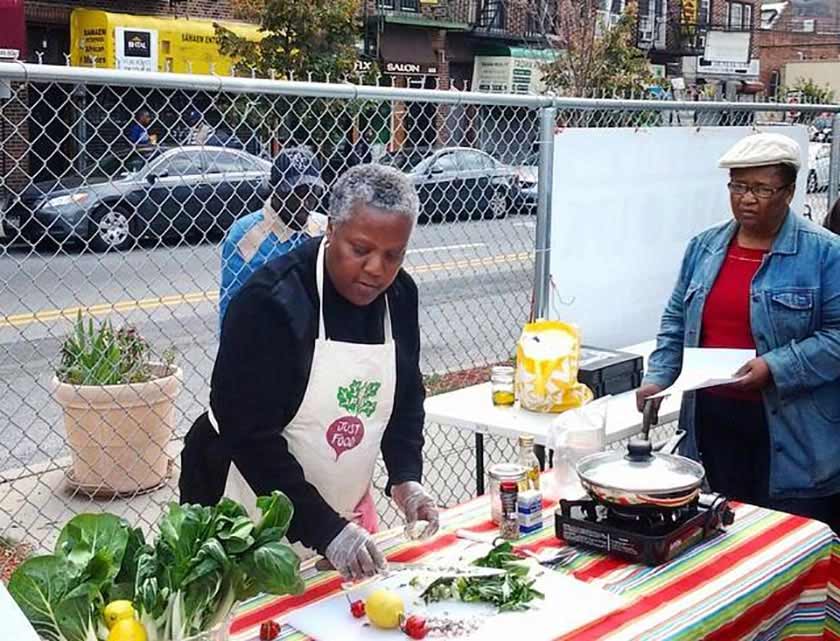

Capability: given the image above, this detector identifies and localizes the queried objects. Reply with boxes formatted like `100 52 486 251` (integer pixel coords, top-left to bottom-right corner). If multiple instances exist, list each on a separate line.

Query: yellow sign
70 9 262 75
682 0 698 24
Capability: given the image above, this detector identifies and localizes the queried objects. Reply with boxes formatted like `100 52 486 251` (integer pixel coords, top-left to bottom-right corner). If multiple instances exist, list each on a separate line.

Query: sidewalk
0 443 181 555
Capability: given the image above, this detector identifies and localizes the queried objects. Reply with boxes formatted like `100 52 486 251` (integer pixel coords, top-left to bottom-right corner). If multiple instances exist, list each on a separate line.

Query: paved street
0 216 537 474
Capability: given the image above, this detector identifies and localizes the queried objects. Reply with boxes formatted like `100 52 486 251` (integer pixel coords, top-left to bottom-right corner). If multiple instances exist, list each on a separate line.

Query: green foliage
788 77 835 105
9 493 303 641
215 0 362 81
57 313 176 386
419 542 544 612
542 2 654 98
135 491 303 639
8 514 140 641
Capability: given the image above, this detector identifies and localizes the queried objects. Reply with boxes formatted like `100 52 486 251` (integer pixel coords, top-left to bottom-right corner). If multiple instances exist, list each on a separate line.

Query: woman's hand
733 357 773 391
324 523 387 580
636 383 665 413
392 481 439 539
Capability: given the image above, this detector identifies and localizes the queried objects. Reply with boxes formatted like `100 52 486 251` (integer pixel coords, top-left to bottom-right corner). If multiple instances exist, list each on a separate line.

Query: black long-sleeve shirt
207 237 425 553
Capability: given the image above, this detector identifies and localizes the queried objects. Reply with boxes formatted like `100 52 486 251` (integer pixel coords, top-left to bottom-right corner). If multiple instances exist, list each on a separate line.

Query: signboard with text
115 27 158 71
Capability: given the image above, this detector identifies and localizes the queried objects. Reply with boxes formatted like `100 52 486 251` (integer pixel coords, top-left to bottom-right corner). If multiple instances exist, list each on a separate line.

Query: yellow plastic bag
515 320 593 413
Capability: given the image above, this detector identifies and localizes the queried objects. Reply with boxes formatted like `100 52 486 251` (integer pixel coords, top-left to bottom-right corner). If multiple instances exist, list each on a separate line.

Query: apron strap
316 238 394 344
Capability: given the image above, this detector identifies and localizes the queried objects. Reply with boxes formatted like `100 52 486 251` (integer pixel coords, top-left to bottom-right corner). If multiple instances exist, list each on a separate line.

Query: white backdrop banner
547 125 809 349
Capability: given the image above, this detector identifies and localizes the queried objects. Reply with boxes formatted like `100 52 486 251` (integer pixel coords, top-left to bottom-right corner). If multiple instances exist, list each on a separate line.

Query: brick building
756 2 840 96
672 0 762 99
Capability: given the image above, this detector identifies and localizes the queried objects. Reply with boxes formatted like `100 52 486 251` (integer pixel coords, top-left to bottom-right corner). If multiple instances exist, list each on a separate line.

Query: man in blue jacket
219 148 327 324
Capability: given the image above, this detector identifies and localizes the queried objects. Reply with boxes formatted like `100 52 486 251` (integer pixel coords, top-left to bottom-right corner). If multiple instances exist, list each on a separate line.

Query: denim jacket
644 211 840 499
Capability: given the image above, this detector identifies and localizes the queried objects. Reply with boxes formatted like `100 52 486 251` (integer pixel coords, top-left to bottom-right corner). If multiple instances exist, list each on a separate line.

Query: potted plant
53 313 182 495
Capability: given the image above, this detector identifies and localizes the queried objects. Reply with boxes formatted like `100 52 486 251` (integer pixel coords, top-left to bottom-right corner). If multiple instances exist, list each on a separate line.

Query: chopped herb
419 543 543 612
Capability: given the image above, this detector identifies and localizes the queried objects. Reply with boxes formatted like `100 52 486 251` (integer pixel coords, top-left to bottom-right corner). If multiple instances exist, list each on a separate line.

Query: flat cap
719 133 801 170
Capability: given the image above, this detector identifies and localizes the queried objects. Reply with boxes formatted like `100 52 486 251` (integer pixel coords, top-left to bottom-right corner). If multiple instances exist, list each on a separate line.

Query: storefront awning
476 45 557 62
383 13 468 31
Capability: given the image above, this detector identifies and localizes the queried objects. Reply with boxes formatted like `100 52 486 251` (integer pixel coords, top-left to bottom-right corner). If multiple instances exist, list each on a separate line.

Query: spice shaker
487 463 527 524
499 480 519 540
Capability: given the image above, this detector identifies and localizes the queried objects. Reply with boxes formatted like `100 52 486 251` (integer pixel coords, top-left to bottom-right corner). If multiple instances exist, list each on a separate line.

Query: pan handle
652 429 686 455
641 398 660 441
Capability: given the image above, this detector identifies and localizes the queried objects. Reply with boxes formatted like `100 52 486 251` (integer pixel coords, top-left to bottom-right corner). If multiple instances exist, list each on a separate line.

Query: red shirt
700 240 766 400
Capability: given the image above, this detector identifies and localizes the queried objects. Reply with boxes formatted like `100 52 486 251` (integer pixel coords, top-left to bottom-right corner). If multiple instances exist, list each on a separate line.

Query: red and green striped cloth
230 496 840 641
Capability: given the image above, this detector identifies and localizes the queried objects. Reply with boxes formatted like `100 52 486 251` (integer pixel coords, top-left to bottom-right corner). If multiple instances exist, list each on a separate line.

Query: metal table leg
475 432 485 495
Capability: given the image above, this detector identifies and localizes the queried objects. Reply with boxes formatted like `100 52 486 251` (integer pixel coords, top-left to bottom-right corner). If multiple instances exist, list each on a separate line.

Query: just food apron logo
327 380 381 460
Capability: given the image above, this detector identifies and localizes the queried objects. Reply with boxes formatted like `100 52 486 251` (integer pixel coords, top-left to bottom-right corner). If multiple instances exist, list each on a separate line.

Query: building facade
757 2 840 96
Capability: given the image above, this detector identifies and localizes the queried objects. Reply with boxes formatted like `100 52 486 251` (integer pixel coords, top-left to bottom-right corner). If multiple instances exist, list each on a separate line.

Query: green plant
8 493 303 641
57 313 176 386
788 77 835 106
8 513 143 641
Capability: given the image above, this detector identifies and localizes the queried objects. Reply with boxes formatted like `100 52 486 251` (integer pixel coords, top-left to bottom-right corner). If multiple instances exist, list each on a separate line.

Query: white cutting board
285 565 627 641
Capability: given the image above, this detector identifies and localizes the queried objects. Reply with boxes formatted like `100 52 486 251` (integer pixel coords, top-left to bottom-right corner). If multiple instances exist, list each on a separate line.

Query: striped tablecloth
230 496 840 641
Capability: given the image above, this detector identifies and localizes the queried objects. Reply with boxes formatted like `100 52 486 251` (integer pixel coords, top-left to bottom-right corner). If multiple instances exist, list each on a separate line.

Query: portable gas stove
554 493 735 565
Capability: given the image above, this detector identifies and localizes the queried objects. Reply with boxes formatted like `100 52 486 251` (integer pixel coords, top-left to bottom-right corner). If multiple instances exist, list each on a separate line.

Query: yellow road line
0 252 532 329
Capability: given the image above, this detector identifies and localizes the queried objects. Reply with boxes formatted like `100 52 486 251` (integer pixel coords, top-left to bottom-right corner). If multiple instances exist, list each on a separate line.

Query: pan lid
576 447 705 494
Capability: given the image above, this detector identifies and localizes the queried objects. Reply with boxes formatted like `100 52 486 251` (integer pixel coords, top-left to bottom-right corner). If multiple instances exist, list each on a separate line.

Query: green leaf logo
337 379 381 418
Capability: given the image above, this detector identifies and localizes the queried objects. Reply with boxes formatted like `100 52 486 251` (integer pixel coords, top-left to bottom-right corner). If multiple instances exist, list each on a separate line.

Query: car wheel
90 205 133 252
807 170 818 193
486 188 508 220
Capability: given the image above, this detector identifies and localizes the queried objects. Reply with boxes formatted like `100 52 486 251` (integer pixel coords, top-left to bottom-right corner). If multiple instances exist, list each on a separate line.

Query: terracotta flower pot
53 364 182 495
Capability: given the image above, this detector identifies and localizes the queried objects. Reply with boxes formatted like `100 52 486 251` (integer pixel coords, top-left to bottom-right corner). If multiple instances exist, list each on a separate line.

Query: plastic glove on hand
392 481 440 539
324 522 387 580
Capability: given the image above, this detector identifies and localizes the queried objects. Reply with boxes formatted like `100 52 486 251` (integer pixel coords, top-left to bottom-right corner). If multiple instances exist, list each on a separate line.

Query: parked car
382 147 518 223
512 151 538 214
1 145 270 251
807 142 832 193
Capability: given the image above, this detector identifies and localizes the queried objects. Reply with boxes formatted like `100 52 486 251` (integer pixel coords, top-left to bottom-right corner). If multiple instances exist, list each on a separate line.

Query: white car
807 142 832 193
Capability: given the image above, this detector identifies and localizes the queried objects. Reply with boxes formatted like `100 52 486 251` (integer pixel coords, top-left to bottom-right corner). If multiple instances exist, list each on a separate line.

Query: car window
432 154 459 173
154 152 205 177
93 152 151 178
458 151 496 171
204 150 247 174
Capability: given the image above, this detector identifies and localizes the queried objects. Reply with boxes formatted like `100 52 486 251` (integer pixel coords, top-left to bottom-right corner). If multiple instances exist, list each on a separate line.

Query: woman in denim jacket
637 133 840 531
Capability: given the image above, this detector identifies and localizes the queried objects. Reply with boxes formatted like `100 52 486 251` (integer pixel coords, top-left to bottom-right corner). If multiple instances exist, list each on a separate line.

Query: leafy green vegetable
419 542 544 612
8 514 140 641
9 493 304 641
135 491 303 641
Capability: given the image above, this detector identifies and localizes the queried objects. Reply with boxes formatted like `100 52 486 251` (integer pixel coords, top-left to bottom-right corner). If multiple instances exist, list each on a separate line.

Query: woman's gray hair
329 164 420 226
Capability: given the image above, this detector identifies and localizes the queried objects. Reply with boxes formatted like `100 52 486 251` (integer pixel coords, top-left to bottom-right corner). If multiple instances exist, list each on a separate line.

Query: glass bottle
517 434 541 491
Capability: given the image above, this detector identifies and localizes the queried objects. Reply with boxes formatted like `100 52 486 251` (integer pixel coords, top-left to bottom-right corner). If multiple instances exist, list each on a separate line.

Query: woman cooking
637 133 840 532
180 164 439 578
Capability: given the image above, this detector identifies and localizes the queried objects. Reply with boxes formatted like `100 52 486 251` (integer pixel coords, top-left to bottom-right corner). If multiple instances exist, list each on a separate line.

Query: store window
399 0 419 11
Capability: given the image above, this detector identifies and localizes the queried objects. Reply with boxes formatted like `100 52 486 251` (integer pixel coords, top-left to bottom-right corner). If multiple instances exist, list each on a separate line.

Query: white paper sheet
651 348 756 398
0 581 39 641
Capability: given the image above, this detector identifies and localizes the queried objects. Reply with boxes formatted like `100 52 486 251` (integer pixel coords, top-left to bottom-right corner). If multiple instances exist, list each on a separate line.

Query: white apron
209 237 397 533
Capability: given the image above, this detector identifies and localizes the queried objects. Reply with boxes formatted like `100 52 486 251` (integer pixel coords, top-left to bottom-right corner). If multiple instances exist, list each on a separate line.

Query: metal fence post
829 113 840 216
533 106 556 320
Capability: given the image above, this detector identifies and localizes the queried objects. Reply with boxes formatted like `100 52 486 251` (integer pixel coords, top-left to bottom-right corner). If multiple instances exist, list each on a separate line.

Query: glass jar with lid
487 462 527 524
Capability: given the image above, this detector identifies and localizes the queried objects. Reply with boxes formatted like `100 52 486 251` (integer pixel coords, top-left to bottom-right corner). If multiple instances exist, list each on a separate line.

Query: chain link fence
1 63 838 575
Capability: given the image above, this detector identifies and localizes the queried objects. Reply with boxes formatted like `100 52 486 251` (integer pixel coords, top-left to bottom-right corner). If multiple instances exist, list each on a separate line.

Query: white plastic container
547 396 609 499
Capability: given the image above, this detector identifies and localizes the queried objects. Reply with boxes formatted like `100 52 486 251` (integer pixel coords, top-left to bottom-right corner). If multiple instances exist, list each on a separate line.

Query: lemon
103 601 136 630
107 619 147 641
365 589 405 629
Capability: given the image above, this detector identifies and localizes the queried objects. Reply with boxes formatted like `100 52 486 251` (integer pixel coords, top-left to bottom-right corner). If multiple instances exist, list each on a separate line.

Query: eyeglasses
727 182 792 199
